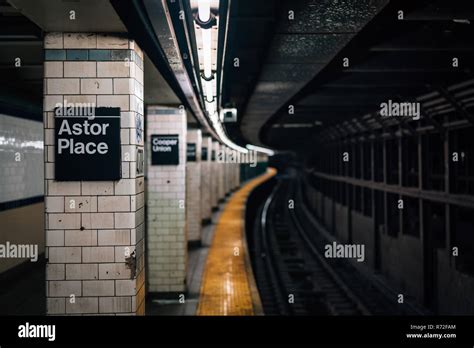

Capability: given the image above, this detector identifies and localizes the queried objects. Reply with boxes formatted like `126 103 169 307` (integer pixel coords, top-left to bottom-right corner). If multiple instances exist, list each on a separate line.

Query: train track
251 172 426 316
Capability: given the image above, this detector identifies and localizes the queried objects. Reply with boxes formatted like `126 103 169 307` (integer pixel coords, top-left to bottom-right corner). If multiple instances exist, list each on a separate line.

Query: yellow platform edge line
196 168 277 316
241 170 277 315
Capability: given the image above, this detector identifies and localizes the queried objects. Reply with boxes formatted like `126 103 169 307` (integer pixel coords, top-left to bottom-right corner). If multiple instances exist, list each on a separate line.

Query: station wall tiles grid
216 143 225 201
43 33 145 315
146 106 187 293
200 136 212 221
0 114 45 275
211 141 220 208
222 147 229 196
233 163 241 190
186 129 202 243
0 114 44 204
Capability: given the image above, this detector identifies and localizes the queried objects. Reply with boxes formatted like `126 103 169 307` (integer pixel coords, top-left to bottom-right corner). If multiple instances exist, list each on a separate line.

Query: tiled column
229 158 235 192
211 141 219 210
230 150 235 192
235 162 240 189
217 143 225 202
228 162 232 191
235 163 241 189
43 33 145 315
146 106 187 293
200 136 212 224
230 162 236 190
228 150 234 191
223 146 230 196
229 160 235 191
230 151 236 191
186 129 202 245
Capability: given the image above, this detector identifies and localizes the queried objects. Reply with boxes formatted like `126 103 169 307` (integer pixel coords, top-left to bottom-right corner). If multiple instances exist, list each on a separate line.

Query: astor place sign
54 106 121 181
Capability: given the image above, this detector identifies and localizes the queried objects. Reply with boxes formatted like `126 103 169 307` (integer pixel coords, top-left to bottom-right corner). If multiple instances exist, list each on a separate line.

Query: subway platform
0 167 272 316
1 0 474 345
146 169 275 315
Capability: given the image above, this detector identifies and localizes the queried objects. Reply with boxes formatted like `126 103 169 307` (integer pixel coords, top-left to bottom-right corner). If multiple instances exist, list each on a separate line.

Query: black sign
201 147 208 161
187 143 197 162
151 134 179 165
55 107 121 181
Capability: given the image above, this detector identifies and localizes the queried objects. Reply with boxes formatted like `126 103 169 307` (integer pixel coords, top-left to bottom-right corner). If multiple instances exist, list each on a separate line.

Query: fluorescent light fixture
201 28 213 79
204 79 213 101
272 123 315 128
193 0 247 153
246 144 275 156
453 19 470 24
198 0 211 22
207 101 216 116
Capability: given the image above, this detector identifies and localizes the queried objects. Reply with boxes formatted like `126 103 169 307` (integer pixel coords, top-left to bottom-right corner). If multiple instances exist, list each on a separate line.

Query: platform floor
197 169 275 315
0 260 45 315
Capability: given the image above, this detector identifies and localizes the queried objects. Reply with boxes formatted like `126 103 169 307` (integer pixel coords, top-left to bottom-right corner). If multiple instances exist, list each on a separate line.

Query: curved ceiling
260 0 474 155
221 0 389 147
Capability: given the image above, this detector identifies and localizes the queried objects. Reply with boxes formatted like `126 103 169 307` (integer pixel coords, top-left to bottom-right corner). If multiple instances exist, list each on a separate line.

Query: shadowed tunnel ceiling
4 0 474 152
259 0 474 155
222 0 474 157
221 0 389 147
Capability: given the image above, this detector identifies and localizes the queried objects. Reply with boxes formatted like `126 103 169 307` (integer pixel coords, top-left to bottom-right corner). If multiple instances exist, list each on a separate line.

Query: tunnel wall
323 197 333 233
334 203 349 243
351 212 374 270
380 233 424 302
436 250 474 314
304 123 474 314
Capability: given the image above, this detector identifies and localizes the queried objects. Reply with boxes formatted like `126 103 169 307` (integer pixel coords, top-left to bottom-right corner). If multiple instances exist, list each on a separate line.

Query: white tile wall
200 136 212 221
216 143 225 201
186 130 201 242
234 163 241 189
223 147 230 195
0 114 44 203
211 141 219 208
43 33 145 315
146 106 187 293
